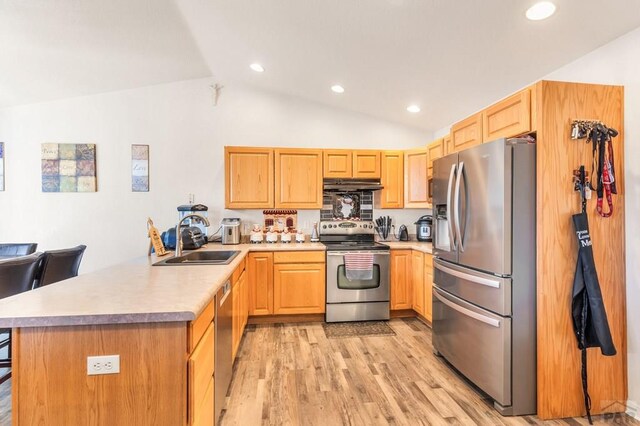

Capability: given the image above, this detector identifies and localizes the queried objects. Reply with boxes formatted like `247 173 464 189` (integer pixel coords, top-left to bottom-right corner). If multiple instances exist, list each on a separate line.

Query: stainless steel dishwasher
215 280 233 424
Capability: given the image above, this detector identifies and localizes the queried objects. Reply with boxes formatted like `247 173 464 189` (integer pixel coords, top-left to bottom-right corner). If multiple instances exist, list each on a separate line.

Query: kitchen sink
153 250 240 266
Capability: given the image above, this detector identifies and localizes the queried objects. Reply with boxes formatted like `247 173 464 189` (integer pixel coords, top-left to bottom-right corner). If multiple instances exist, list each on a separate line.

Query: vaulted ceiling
2 0 640 131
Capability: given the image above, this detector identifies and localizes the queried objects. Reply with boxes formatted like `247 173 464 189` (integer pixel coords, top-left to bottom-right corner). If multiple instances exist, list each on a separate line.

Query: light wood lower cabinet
273 262 326 314
188 323 215 426
423 254 433 322
390 250 412 310
193 378 215 426
411 251 425 316
232 268 248 360
248 252 274 316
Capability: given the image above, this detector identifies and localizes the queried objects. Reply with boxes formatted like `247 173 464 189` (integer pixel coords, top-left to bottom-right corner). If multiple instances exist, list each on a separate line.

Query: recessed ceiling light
250 63 265 73
331 85 345 94
407 105 421 113
526 1 556 20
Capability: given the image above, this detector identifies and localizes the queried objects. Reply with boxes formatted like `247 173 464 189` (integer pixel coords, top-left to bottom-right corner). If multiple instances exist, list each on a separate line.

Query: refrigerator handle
446 163 457 250
454 161 464 252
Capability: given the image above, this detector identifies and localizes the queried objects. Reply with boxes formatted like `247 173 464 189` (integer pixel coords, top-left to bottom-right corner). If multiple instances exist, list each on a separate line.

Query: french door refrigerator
431 137 536 416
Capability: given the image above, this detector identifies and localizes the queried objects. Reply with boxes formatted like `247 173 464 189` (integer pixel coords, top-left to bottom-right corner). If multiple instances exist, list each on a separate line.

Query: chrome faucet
175 213 211 257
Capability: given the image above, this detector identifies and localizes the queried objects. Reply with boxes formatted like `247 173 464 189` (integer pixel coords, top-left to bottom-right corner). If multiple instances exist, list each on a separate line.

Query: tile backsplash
321 191 373 221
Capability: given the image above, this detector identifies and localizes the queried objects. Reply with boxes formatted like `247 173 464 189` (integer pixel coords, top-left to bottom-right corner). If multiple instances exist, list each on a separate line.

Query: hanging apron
571 212 617 423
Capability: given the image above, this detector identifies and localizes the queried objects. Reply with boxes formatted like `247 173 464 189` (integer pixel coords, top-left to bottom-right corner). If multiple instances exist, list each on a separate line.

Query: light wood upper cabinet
379 151 404 209
390 250 412 310
225 147 274 209
427 138 444 178
482 89 531 142
411 250 425 316
273 262 326 315
424 254 433 323
275 148 323 209
353 150 381 178
323 150 352 178
443 133 452 155
404 148 429 208
451 112 483 153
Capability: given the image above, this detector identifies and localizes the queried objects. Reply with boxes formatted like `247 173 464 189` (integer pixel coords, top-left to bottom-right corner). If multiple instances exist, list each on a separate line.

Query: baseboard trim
627 399 640 420
248 313 325 324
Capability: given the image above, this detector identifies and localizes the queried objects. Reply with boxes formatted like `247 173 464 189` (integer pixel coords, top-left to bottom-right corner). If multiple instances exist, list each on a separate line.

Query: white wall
0 78 429 273
543 27 640 418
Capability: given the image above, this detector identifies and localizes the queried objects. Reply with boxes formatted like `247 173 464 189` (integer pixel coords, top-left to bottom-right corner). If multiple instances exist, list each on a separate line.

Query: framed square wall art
131 144 149 192
0 142 4 191
41 143 97 192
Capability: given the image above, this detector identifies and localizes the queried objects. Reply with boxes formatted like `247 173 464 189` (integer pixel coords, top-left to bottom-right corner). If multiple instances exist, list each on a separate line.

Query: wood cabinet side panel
13 323 188 425
536 81 626 419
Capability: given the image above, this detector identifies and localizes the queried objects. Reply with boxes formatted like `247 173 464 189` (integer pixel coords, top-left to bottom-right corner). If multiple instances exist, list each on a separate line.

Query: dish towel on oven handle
344 253 374 281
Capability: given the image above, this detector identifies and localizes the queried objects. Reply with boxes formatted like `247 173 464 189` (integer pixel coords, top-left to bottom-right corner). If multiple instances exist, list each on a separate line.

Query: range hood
323 178 384 192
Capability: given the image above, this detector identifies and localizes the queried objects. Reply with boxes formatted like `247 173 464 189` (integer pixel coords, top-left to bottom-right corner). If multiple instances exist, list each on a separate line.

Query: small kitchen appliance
415 215 433 242
397 225 409 241
177 204 209 235
220 218 241 245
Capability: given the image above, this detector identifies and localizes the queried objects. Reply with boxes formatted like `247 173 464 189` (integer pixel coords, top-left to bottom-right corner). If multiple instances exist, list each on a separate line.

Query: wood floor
0 319 637 425
221 319 638 426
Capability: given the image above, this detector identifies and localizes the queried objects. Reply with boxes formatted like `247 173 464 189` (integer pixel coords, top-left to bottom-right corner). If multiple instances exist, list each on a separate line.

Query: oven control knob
322 225 326 229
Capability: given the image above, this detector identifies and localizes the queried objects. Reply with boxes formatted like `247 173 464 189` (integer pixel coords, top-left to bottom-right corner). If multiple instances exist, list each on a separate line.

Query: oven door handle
327 251 390 256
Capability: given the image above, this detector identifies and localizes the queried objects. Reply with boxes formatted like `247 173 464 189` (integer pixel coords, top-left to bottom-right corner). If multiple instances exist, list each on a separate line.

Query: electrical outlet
87 355 120 376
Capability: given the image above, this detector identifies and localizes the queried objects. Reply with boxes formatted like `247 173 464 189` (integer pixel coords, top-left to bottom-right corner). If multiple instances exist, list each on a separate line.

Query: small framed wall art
0 142 5 191
131 144 149 192
41 143 97 192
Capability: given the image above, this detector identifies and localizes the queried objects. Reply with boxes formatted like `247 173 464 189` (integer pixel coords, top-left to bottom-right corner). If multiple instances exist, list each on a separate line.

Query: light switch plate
87 355 120 375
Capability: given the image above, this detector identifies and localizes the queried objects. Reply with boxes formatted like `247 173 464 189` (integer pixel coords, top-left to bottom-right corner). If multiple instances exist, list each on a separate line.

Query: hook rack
571 119 603 140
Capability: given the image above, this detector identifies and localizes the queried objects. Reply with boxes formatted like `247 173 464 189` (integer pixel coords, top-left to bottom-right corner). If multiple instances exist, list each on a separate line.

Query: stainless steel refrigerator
431 137 536 416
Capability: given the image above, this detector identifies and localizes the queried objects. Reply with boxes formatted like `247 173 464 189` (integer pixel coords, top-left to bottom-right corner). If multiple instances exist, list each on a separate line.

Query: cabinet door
424 254 433 323
411 251 425 316
427 139 444 178
482 89 531 142
323 150 352 178
451 113 483 153
273 263 326 314
353 150 381 178
404 148 429 208
188 323 215 426
225 147 274 209
390 250 412 310
249 252 272 316
379 151 404 209
443 134 453 155
275 149 323 209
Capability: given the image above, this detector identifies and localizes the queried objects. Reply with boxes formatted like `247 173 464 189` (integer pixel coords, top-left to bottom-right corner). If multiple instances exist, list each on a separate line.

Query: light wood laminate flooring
221 318 638 426
0 319 637 425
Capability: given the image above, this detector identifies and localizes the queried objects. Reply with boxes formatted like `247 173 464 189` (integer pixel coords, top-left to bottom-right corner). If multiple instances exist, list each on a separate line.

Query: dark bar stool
36 245 87 288
0 253 44 384
0 243 38 257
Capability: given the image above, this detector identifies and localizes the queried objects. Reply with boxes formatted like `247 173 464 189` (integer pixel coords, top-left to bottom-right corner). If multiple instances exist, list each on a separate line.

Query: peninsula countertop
0 242 326 328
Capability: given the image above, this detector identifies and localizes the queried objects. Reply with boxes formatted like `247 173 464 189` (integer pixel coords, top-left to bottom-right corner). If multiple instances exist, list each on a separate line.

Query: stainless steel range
321 220 390 322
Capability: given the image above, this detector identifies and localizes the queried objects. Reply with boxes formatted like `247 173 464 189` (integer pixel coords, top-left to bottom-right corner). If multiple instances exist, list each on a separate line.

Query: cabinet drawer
188 323 215 423
273 251 325 264
232 256 246 284
192 377 214 426
188 299 215 352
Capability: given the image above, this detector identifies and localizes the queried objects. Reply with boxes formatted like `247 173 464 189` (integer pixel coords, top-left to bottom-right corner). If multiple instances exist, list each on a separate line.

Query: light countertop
0 240 430 328
0 243 325 328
